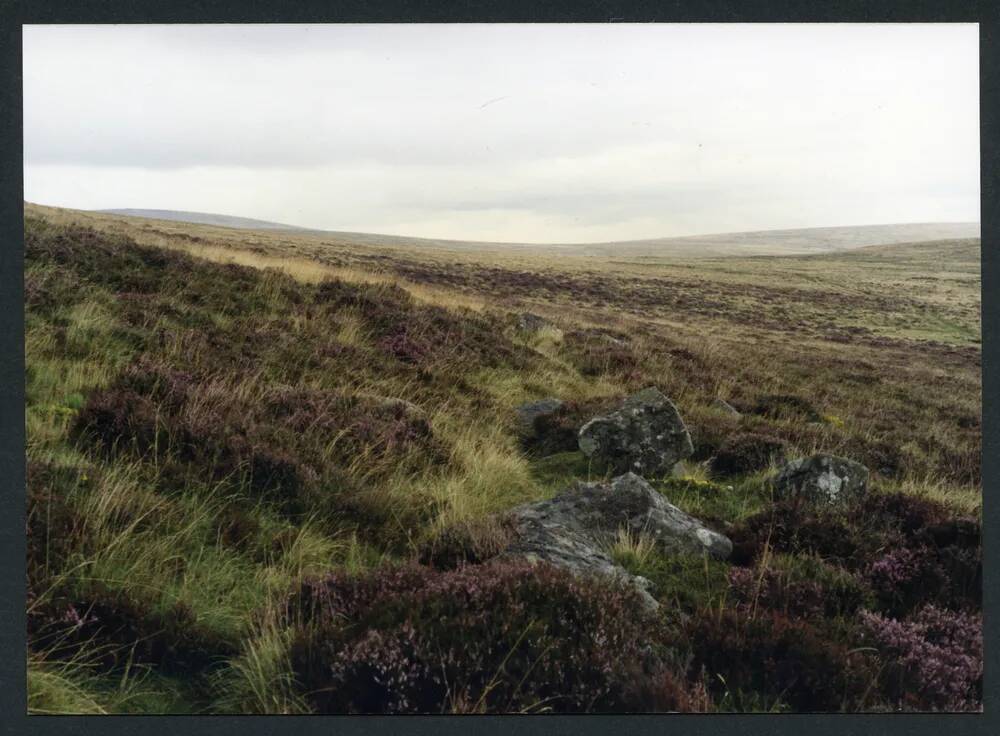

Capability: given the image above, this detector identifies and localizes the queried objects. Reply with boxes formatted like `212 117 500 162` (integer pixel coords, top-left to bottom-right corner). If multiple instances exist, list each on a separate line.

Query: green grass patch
655 472 772 525
528 451 600 495
618 549 731 614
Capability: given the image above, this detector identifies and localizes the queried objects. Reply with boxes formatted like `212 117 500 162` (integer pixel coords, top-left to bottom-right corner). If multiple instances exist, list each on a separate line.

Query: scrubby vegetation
24 206 982 713
286 560 691 714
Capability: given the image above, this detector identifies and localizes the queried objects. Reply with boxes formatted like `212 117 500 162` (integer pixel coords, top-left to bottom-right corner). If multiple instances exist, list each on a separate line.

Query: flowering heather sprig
60 603 98 631
859 605 982 711
868 547 926 587
867 546 947 615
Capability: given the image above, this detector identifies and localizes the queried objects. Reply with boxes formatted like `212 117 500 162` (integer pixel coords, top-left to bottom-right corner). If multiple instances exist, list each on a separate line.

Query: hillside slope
221 220 982 257
612 222 982 257
25 212 982 714
67 204 980 257
97 208 306 231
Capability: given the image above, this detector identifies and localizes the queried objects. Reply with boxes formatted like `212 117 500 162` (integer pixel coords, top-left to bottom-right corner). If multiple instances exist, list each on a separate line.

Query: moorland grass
24 209 982 712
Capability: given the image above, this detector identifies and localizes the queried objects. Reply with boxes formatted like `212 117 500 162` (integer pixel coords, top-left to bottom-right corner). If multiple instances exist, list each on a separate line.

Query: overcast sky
23 24 980 243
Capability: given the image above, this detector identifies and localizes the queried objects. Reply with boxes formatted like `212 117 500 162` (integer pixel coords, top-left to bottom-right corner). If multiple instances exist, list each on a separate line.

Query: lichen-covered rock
501 473 732 610
514 398 565 438
773 454 869 506
578 387 694 476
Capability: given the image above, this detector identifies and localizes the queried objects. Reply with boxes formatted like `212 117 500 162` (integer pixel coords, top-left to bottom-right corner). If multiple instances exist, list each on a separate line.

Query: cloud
23 23 980 241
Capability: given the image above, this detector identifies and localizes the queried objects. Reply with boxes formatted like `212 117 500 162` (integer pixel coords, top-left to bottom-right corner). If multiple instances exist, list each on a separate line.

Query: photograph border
1 2 996 735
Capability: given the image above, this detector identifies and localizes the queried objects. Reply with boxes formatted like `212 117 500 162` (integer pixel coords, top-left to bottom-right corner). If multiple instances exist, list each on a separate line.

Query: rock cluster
501 473 732 609
502 386 872 603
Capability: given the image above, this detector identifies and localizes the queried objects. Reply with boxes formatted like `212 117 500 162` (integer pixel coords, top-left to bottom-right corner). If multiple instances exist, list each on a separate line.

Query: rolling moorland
25 203 982 713
97 209 309 232
95 205 979 257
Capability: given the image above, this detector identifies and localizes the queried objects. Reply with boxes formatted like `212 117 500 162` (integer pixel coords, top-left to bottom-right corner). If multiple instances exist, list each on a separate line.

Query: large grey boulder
515 398 565 438
501 473 732 610
578 387 694 476
773 454 869 506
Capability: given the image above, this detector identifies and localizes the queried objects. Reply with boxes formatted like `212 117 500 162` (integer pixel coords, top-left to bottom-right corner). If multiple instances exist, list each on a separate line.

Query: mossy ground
24 206 981 713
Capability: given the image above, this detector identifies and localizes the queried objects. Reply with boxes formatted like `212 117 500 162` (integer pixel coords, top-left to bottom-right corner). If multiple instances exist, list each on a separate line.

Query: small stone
773 454 869 506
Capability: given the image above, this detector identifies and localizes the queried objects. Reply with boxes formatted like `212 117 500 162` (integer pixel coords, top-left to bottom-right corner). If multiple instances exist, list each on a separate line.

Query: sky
23 23 980 243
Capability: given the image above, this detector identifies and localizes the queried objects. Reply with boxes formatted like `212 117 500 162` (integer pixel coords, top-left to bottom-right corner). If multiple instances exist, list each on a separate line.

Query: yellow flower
823 414 845 428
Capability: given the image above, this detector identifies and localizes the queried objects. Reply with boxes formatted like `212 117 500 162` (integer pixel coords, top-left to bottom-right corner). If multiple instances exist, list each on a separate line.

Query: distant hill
97 209 306 231
80 206 980 257
609 222 983 258
816 237 982 269
239 220 982 258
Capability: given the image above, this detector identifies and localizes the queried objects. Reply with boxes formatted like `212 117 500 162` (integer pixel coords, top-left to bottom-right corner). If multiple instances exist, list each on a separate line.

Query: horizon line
25 200 982 248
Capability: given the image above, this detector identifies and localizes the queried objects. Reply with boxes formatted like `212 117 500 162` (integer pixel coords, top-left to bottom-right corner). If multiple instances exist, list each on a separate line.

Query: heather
681 609 876 711
726 555 874 620
708 432 789 477
24 207 981 713
286 561 692 713
859 606 983 711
